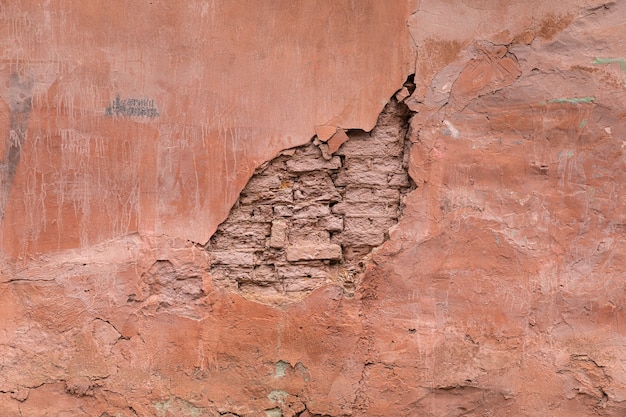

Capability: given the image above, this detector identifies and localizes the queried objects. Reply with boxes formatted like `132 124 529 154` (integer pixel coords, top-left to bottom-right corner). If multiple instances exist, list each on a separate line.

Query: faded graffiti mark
0 73 33 221
593 57 626 88
105 95 159 118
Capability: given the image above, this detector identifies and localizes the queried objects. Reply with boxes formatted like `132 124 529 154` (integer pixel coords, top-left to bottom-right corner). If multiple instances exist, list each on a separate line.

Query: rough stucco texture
1 1 626 416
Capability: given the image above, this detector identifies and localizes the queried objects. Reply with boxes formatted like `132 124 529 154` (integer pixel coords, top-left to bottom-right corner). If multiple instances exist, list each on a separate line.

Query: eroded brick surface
206 98 415 305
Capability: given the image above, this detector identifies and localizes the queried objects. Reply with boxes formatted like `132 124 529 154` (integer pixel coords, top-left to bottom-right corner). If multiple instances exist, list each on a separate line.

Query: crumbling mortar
206 80 416 305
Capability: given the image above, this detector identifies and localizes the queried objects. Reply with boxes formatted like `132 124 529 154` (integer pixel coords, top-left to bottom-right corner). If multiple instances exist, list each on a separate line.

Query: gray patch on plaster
268 390 289 405
443 120 460 138
274 360 290 378
265 407 282 417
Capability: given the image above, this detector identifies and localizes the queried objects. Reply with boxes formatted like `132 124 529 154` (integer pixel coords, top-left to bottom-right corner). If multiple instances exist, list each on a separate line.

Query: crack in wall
206 79 416 306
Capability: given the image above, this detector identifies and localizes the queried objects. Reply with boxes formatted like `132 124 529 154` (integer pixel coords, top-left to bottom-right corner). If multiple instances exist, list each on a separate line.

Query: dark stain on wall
0 73 33 220
105 95 159 118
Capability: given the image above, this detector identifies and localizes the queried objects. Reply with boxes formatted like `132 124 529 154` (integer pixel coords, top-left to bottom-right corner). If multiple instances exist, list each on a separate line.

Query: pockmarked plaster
1 1 626 416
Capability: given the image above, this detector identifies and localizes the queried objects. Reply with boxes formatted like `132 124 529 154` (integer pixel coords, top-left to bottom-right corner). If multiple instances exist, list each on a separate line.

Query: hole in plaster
206 78 416 306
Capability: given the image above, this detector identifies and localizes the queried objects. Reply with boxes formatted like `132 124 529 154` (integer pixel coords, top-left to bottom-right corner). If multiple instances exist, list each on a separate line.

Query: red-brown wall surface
1 1 625 416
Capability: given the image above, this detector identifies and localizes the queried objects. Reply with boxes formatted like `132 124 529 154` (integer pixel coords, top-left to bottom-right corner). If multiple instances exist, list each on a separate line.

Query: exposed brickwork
206 98 415 305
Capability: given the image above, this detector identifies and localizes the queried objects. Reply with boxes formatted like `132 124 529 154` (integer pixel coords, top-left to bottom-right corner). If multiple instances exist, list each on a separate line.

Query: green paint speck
593 57 626 87
548 97 595 104
593 57 626 71
579 119 587 128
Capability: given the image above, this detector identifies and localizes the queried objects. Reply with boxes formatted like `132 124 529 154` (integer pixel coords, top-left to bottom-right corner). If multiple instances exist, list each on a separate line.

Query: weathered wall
1 1 626 416
0 0 414 253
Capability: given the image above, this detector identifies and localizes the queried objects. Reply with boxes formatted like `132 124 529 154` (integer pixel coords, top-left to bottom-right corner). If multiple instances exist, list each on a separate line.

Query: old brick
289 227 330 244
293 143 324 157
344 188 400 203
293 204 331 219
277 264 329 280
333 170 389 187
332 217 397 247
220 267 254 280
210 251 255 266
286 155 341 172
260 247 288 264
239 188 293 205
294 172 341 202
227 205 274 223
388 172 411 187
252 265 279 282
286 244 342 261
334 139 403 158
270 219 288 248
243 174 282 192
343 246 374 260
273 205 293 217
332 201 399 218
210 222 270 248
318 216 343 232
289 219 330 244
342 156 404 174
372 125 406 140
